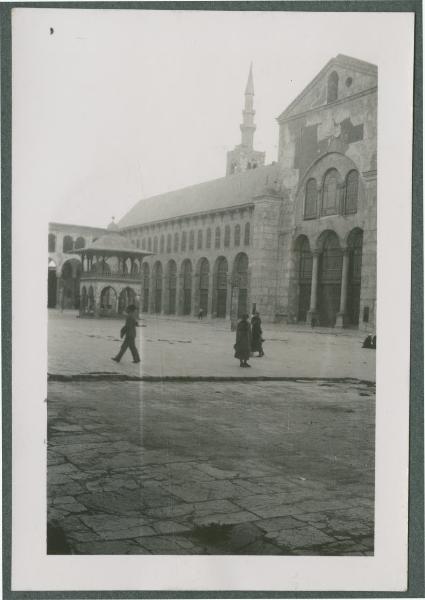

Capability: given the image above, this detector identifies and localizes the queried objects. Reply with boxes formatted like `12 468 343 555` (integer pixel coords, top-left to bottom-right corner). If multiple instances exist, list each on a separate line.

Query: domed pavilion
74 222 152 317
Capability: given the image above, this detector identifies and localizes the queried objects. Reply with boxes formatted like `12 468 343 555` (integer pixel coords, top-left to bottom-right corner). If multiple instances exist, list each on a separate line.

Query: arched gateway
295 228 363 328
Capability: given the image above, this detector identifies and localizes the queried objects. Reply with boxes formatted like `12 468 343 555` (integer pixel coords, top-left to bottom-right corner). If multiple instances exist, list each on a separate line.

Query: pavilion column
336 248 350 328
307 251 320 326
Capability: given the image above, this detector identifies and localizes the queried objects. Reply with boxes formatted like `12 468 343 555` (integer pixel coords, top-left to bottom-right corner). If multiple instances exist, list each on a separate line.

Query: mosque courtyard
47 310 375 555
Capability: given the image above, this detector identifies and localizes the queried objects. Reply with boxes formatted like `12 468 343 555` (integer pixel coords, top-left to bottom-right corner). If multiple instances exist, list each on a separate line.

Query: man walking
112 304 140 364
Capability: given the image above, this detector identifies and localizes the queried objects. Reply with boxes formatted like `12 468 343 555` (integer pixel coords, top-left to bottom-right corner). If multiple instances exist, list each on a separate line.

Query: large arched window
215 226 221 249
224 225 231 248
345 170 359 214
174 232 179 252
48 233 56 252
327 70 339 103
197 229 203 250
206 228 212 249
181 231 187 252
244 222 251 246
74 236 85 250
234 224 241 247
304 178 318 219
322 169 339 216
63 235 73 253
189 230 195 251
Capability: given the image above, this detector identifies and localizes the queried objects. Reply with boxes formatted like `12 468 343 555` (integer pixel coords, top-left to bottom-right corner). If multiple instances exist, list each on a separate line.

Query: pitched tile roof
118 163 281 229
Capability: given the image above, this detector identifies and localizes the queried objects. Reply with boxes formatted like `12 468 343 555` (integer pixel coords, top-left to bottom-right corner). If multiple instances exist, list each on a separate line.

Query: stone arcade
48 55 377 330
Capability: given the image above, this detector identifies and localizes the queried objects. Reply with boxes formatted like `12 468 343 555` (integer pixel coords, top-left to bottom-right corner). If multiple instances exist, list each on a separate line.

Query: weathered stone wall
249 195 283 321
275 75 377 329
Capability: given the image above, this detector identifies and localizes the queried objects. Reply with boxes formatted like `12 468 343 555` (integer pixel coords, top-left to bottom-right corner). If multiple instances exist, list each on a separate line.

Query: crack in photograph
42 9 377 557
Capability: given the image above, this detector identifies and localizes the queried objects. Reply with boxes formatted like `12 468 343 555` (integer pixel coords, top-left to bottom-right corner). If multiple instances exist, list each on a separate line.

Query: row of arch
294 228 363 327
49 233 91 253
80 286 137 317
304 169 359 219
141 253 249 318
132 222 251 253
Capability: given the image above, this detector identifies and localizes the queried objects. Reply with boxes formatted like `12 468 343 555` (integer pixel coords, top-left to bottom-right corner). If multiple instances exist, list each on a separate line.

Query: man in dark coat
112 304 140 364
234 313 252 367
251 312 264 357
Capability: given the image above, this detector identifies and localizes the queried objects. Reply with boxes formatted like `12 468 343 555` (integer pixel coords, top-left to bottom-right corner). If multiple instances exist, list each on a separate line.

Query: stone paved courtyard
48 310 375 381
47 310 375 555
48 378 375 555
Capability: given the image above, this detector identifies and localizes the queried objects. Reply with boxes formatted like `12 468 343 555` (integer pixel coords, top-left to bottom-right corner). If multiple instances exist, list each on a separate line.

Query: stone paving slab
48 310 375 381
47 379 375 555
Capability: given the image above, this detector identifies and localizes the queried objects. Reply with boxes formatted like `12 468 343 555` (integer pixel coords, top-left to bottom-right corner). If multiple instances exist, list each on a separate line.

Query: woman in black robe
251 312 264 357
234 314 252 367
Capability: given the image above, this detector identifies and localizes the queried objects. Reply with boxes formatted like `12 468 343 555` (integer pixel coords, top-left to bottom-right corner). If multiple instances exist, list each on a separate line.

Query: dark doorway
318 233 342 326
297 237 312 321
48 270 57 308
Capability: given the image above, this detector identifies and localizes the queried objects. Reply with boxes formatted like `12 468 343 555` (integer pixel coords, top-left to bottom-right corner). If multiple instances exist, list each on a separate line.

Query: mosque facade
48 54 377 331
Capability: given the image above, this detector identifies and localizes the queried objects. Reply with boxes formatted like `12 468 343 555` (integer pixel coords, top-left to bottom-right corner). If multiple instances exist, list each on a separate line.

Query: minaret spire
225 63 265 176
240 62 256 149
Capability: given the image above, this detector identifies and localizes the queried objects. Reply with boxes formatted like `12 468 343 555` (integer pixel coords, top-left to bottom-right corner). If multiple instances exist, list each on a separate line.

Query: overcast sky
13 9 390 228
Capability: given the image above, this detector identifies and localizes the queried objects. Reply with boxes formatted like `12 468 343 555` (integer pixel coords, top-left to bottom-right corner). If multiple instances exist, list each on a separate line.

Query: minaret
226 64 265 176
240 63 256 149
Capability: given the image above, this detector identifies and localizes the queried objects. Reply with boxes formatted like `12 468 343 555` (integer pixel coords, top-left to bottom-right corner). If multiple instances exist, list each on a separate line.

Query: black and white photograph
9 5 415 593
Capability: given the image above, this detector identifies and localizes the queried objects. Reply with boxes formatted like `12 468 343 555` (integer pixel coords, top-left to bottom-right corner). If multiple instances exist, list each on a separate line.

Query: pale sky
13 9 387 228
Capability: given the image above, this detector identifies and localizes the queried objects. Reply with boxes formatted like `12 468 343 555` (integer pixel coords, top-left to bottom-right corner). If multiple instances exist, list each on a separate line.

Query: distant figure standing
198 308 204 320
251 312 264 357
234 313 252 368
112 304 140 364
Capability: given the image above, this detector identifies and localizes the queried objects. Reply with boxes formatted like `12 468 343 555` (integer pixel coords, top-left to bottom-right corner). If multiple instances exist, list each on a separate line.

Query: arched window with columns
197 229 203 250
206 228 212 249
148 238 152 251
166 234 172 253
181 231 187 252
174 232 179 252
189 230 195 251
160 235 165 253
215 226 221 249
153 237 158 253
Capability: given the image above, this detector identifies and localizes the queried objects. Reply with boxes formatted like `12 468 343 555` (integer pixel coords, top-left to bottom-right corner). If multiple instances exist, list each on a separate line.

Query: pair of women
234 312 264 368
